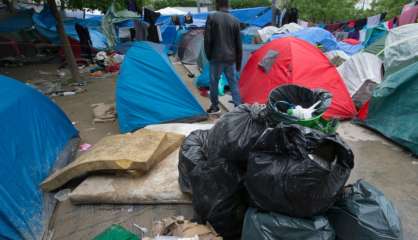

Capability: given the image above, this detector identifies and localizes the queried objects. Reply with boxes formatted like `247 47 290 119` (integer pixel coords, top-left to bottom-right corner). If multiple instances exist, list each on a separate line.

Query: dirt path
1 61 417 239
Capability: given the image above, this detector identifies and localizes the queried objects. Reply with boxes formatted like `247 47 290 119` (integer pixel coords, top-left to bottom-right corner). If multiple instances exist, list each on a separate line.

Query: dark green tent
363 32 387 58
362 61 418 155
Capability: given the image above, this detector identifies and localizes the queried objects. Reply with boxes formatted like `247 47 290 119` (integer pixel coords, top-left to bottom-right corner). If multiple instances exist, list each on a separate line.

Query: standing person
204 0 242 114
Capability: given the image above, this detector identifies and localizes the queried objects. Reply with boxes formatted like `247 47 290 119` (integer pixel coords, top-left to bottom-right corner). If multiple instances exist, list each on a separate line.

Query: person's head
215 0 229 11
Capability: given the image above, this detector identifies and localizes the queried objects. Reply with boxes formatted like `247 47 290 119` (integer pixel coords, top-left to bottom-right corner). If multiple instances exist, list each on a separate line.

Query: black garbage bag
206 104 270 174
327 180 403 240
267 84 332 123
189 161 247 239
246 124 354 218
242 208 335 240
178 130 209 194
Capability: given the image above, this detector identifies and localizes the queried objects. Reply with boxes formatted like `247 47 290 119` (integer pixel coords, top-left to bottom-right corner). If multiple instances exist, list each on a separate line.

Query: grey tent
337 52 383 108
177 29 204 65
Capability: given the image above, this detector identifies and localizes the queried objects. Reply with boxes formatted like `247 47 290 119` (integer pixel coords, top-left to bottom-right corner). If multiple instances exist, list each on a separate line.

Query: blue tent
272 27 363 55
241 26 261 44
0 75 78 240
116 42 207 133
33 7 108 50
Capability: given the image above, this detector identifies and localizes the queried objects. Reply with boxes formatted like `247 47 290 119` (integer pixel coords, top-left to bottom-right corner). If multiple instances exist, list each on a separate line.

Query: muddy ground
1 61 417 239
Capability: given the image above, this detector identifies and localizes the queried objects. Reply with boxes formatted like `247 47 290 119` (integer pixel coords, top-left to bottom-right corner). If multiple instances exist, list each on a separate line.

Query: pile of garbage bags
178 85 403 239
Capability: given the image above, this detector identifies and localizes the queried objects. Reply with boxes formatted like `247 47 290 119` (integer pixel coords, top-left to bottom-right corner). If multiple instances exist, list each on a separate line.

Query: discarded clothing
399 5 418 26
367 14 381 28
258 23 303 42
298 19 309 28
335 31 349 41
91 103 116 123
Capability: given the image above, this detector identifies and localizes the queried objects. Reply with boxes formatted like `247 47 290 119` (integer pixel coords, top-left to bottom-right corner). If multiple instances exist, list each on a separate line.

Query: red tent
239 37 356 119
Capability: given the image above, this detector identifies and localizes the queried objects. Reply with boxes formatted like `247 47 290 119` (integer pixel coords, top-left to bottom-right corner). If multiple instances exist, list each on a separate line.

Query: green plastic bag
327 180 403 240
266 85 338 134
93 225 139 240
242 208 335 240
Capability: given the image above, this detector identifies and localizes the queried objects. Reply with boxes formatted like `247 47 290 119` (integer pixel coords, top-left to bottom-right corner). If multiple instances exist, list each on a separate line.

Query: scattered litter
26 80 62 96
61 91 76 96
112 53 124 64
152 216 221 240
79 143 92 152
54 189 72 202
91 103 116 123
155 237 199 240
70 81 87 87
412 161 418 165
90 70 105 78
39 70 51 75
56 69 67 78
133 223 148 237
71 122 77 126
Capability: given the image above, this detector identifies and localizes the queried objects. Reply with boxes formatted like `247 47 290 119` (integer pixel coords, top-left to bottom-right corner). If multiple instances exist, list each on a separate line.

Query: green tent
383 23 418 75
363 25 388 48
363 32 387 58
362 61 418 155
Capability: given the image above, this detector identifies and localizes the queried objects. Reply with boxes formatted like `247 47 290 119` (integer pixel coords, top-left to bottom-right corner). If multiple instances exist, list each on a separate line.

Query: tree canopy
370 0 411 19
39 0 412 22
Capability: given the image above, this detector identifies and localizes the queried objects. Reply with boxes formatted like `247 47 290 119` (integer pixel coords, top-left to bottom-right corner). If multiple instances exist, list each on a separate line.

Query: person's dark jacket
204 10 243 70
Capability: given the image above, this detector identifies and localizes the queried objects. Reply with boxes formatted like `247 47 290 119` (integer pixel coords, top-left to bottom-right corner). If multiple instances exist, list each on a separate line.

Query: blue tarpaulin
116 42 207 133
272 27 363 55
231 7 270 26
0 75 78 240
33 7 108 50
241 8 272 27
0 10 34 33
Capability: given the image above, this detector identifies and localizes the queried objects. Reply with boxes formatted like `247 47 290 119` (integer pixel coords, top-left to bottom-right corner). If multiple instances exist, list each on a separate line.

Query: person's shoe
207 105 221 115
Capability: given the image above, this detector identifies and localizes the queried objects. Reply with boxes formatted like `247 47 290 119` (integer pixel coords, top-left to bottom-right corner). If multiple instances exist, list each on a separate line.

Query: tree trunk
3 0 15 13
47 0 81 83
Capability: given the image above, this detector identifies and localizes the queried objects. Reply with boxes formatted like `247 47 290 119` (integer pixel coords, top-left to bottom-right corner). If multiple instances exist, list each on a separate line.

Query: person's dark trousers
209 61 242 107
